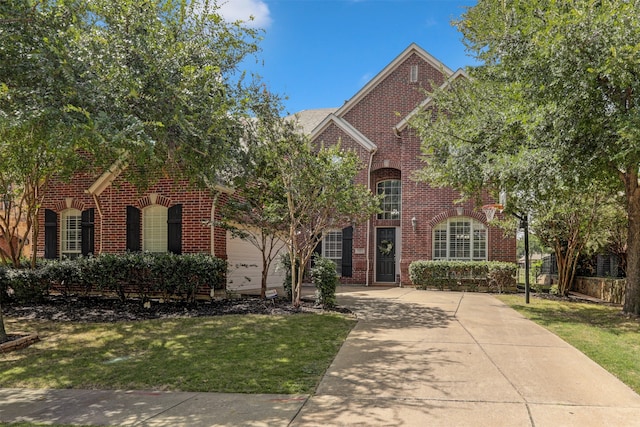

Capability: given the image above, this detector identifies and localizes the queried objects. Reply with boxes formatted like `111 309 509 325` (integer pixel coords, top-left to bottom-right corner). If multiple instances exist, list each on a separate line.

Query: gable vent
410 65 419 83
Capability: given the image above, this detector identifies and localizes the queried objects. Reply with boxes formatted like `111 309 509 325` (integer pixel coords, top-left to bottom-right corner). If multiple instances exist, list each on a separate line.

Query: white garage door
226 230 286 293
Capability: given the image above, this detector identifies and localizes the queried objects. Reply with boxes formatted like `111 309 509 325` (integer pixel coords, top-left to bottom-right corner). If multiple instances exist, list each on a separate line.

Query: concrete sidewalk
2 288 640 426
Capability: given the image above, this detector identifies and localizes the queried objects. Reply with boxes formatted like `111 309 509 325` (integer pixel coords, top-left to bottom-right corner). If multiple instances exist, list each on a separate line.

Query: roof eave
393 68 469 134
311 114 378 153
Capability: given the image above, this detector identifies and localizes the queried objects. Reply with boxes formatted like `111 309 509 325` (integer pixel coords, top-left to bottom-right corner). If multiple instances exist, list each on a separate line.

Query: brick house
37 163 285 293
294 43 515 286
36 43 514 291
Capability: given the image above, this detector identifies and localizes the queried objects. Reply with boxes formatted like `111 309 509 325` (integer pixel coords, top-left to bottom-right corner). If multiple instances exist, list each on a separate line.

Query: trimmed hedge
409 260 517 292
3 253 227 303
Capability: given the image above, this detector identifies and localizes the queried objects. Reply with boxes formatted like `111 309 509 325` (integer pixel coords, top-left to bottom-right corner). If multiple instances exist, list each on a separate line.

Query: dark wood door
376 228 396 282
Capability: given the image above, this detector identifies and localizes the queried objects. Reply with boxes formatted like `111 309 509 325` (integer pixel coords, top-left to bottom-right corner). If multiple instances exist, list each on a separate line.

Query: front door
376 228 396 282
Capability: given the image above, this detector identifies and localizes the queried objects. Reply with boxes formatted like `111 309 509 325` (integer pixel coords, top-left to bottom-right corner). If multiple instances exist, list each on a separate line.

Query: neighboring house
0 199 33 263
293 43 515 286
37 164 285 293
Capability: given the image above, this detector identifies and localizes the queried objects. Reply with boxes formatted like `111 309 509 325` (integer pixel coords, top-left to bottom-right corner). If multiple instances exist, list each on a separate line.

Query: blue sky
219 0 478 115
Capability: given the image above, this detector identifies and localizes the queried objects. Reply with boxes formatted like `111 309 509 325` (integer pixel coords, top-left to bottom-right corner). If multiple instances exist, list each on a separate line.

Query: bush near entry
409 260 517 292
310 255 339 308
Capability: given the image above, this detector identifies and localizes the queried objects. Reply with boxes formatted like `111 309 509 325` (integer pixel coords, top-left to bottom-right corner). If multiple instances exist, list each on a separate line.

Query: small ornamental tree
265 120 381 306
218 142 289 298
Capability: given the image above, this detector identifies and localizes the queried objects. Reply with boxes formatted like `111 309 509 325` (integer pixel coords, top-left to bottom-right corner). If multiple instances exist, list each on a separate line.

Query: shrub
85 253 129 301
6 268 49 303
310 255 338 308
486 262 517 293
40 259 84 298
409 260 517 292
164 253 227 303
4 253 227 304
0 265 8 302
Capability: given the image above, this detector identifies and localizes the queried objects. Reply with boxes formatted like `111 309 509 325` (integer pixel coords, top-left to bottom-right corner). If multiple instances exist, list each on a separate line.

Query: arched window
433 217 487 261
377 180 401 220
61 208 82 259
143 204 168 253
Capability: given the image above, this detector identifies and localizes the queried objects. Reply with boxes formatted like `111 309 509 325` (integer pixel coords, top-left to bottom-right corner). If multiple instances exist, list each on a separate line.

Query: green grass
0 313 356 394
496 294 640 394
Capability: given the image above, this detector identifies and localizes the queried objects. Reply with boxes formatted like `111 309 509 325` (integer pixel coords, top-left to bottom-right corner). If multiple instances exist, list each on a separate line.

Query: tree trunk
31 208 40 269
260 235 268 299
289 248 299 306
624 182 640 315
0 302 7 343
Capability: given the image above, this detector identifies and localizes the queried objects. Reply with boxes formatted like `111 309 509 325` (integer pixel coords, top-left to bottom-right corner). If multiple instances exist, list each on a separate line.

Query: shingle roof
288 108 338 134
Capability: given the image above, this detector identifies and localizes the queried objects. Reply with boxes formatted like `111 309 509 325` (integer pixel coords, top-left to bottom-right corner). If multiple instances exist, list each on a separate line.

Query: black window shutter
44 209 58 259
311 237 322 268
342 226 353 278
126 206 141 252
81 208 95 256
168 204 182 254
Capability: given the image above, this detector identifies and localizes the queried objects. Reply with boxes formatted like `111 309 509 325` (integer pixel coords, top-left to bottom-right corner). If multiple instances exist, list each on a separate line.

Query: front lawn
496 294 640 394
0 313 355 394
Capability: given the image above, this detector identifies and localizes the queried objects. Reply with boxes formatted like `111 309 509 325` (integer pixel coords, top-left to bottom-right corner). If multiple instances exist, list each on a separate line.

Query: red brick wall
37 172 227 259
312 50 516 286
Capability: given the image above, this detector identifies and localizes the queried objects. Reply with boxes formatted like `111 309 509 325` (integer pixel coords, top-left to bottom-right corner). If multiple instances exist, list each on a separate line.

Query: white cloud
218 0 272 28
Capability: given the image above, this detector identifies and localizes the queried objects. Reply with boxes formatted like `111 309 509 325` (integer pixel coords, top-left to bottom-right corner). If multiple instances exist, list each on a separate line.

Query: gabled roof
311 113 377 153
334 43 456 118
393 68 469 134
85 155 233 198
289 108 338 134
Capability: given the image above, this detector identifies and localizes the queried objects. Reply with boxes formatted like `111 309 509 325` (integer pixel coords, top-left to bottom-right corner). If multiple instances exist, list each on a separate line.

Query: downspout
210 191 219 257
365 147 378 287
91 194 103 254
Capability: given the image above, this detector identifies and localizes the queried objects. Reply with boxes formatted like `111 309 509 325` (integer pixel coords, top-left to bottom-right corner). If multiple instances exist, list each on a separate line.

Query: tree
531 189 611 295
0 0 274 339
516 233 547 259
0 0 93 269
218 130 289 298
413 0 640 313
267 124 381 306
79 0 270 188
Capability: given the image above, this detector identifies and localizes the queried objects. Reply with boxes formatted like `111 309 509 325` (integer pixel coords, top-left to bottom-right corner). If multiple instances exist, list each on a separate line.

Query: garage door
226 230 286 293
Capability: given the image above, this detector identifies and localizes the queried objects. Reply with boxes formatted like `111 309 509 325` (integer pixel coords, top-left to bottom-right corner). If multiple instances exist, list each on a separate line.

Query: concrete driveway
292 287 640 426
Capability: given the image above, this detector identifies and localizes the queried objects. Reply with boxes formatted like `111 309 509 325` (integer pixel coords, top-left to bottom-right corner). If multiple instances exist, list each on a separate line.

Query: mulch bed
2 296 352 323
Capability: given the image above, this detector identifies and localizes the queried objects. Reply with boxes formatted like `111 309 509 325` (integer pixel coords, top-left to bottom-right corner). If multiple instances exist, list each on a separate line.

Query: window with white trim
433 217 487 261
323 230 343 275
377 180 401 220
143 205 168 253
61 209 82 259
